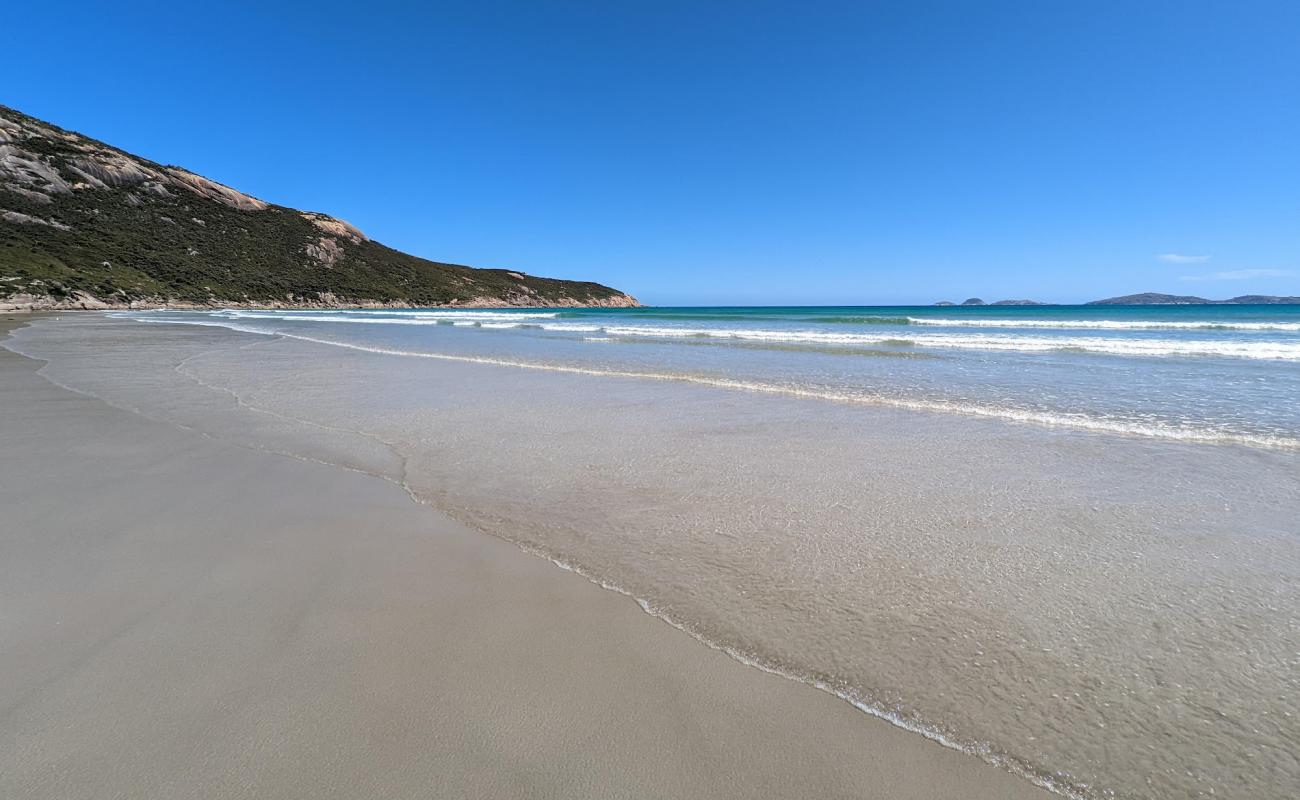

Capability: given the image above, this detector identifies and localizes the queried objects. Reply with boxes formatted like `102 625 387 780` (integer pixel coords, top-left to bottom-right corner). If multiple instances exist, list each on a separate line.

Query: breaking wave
164 312 1300 361
909 317 1300 331
117 315 1300 451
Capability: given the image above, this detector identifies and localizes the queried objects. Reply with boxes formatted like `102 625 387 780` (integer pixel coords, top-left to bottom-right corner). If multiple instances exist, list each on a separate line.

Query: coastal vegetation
0 105 637 309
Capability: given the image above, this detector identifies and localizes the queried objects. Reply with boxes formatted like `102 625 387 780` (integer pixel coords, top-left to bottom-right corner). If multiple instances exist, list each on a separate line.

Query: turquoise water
127 304 1300 450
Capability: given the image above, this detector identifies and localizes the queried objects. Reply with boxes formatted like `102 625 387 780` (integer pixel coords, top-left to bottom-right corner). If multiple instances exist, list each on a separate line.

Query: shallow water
7 308 1299 799
155 304 1300 449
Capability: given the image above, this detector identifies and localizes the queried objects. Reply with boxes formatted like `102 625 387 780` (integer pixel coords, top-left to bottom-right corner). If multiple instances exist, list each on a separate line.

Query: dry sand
0 317 1047 799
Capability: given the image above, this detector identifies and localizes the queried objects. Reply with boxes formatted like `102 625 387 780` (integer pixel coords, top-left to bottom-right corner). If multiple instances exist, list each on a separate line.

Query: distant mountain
1 105 637 310
934 298 1046 306
930 292 1300 307
1087 293 1211 305
1223 295 1300 304
1088 293 1300 305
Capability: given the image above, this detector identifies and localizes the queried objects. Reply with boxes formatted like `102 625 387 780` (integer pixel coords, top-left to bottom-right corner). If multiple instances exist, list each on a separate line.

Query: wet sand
0 317 1048 799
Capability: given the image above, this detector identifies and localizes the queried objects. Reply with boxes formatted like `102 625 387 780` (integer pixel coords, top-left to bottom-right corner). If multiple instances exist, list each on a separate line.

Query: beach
0 314 1050 798
4 309 1298 799
7 1 1299 795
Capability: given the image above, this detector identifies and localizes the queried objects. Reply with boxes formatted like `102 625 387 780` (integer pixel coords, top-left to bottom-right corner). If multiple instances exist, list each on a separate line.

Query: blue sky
6 1 1298 304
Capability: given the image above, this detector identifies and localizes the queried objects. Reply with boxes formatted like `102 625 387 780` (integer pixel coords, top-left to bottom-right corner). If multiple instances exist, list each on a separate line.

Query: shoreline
0 315 1048 799
0 294 640 313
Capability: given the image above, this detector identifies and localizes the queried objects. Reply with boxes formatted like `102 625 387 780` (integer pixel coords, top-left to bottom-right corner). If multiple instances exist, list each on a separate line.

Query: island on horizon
934 292 1300 307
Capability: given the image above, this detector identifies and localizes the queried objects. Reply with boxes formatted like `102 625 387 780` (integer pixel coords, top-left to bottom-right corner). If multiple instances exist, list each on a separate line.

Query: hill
1088 293 1300 305
0 105 637 310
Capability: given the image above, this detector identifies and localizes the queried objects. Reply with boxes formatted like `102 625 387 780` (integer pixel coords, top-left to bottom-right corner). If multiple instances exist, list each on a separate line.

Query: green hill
0 105 637 310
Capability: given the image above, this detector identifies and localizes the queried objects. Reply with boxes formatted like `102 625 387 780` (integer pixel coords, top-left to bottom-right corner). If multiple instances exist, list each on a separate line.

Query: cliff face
0 105 638 310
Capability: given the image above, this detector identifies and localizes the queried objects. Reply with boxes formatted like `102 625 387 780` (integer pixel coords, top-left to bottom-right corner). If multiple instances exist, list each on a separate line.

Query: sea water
7 305 1299 798
166 304 1300 448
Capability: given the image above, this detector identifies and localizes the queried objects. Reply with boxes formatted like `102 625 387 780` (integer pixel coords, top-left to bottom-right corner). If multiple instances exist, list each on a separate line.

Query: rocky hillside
0 105 637 310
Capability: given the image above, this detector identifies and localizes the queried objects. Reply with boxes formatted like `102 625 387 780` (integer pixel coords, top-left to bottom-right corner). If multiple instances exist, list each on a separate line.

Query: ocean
146 303 1300 448
8 305 1299 798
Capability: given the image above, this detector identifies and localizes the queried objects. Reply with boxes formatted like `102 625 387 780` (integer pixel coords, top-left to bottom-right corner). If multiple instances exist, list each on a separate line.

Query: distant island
934 298 1046 306
0 105 638 311
1087 293 1300 305
935 293 1300 306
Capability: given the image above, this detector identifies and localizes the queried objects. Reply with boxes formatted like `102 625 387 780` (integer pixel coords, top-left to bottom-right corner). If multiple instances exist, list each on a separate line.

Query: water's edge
2 316 1081 798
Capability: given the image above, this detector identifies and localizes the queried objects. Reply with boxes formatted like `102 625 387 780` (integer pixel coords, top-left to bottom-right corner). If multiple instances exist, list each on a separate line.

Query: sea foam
909 317 1300 331
115 314 1300 451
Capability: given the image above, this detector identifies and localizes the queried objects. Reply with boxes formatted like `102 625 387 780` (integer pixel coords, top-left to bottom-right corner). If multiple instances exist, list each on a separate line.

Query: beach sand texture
0 317 1048 799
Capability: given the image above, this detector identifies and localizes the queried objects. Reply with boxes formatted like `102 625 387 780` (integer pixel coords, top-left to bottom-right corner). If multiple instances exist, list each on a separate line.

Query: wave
214 309 561 322
909 317 1300 331
570 325 1300 361
202 308 1300 333
803 315 913 325
118 315 1300 451
152 312 1300 360
607 313 916 325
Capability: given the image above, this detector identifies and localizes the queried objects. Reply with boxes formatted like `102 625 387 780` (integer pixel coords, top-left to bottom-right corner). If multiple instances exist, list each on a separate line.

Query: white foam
195 311 1300 360
116 315 1300 451
910 317 1300 331
536 322 604 333
403 310 559 320
547 324 1300 361
215 309 560 322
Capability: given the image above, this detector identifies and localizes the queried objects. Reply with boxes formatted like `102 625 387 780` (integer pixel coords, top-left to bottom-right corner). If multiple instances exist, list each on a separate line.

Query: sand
0 316 1047 799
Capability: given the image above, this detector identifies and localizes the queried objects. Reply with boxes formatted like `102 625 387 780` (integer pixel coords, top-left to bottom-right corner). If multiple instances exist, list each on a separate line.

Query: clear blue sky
7 1 1298 304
